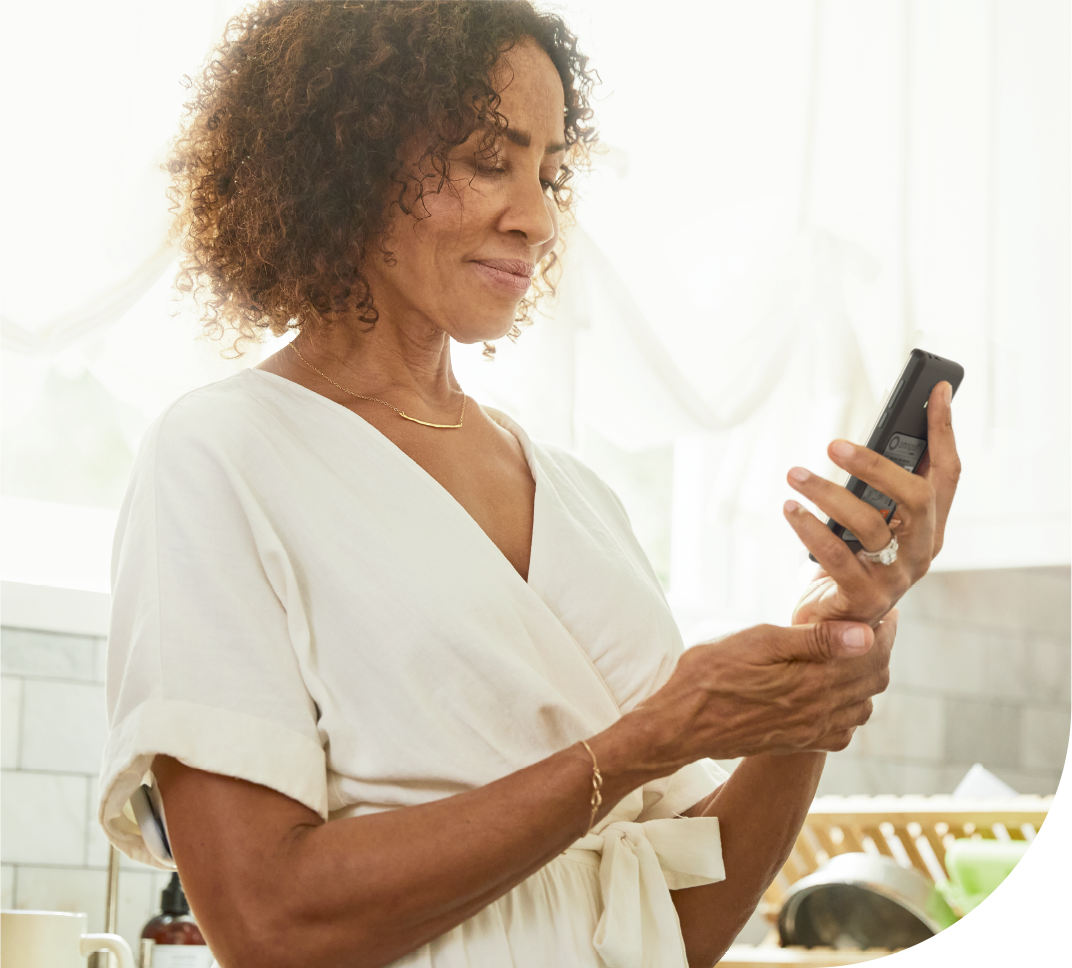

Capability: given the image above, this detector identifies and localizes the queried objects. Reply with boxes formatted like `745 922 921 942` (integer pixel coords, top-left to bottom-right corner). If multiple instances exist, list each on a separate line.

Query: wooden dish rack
719 793 1053 967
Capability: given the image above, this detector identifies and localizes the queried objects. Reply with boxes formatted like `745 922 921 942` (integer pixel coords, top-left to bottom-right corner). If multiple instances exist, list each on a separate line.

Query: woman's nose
498 175 557 247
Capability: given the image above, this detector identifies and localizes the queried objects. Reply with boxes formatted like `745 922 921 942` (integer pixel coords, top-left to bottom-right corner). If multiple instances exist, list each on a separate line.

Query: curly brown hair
164 0 598 357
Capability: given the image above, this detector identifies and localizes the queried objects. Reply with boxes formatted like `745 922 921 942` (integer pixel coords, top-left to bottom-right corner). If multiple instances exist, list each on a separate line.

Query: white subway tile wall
888 622 996 696
817 566 1071 796
0 626 165 955
848 691 946 762
1 676 22 768
14 866 109 933
0 567 1067 956
1 771 88 865
21 679 108 774
1021 707 1072 771
1 628 101 681
84 775 112 870
1025 637 1072 705
2 864 14 907
944 698 1023 767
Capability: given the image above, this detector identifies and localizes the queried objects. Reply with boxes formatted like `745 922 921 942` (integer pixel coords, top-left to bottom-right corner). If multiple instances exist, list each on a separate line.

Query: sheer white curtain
459 0 1070 636
1 0 247 427
1 0 249 592
2 0 1068 622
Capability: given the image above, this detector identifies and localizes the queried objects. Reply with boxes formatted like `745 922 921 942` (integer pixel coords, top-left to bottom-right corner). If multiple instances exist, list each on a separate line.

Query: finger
783 500 873 588
787 466 892 553
851 697 875 727
758 619 874 665
808 702 872 752
828 439 931 515
845 606 899 664
923 381 962 555
814 728 857 754
840 608 899 694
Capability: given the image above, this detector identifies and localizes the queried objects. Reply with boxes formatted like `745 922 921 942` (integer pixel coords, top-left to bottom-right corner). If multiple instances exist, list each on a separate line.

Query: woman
99 3 959 967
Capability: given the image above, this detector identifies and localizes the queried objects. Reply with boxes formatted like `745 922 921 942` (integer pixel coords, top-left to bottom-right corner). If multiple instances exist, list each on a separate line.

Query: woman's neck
258 309 464 413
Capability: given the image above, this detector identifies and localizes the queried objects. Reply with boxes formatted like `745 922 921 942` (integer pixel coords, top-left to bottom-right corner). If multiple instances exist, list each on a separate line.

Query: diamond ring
860 534 898 565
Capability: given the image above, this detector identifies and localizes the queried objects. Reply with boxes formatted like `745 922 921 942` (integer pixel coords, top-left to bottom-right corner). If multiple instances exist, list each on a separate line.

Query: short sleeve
98 397 326 868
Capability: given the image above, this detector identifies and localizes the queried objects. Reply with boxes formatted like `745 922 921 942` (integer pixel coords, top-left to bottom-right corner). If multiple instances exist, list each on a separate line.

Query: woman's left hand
785 381 961 628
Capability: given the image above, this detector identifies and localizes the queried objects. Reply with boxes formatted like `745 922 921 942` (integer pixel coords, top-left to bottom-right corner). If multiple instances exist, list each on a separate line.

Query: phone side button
877 410 889 428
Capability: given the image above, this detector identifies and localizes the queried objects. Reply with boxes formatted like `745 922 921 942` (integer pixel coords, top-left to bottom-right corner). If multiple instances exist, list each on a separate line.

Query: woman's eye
542 170 567 194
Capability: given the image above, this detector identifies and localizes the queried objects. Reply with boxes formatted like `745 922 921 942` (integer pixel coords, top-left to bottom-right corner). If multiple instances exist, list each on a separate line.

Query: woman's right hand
611 612 896 772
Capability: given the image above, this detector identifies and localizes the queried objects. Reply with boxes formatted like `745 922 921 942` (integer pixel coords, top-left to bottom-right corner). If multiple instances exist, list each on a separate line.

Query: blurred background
1 0 1068 954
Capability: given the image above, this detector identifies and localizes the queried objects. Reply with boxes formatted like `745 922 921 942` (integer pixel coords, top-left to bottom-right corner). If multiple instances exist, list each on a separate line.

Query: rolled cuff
99 699 327 868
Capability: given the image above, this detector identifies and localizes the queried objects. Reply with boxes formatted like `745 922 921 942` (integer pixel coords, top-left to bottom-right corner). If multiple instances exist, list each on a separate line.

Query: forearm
157 617 890 968
280 742 636 966
671 752 826 968
156 716 665 968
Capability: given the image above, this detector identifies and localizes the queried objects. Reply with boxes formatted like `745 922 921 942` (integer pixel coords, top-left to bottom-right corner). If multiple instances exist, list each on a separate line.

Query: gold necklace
289 344 466 429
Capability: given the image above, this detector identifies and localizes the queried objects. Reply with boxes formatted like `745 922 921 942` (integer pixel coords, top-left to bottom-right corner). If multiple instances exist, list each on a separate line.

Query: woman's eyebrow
503 127 568 155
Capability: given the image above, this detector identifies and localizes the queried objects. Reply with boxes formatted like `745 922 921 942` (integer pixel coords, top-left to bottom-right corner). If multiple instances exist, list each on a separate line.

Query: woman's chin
448 318 521 346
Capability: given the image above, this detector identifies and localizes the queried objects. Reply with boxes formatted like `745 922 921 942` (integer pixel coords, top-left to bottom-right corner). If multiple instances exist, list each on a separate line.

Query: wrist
583 708 681 805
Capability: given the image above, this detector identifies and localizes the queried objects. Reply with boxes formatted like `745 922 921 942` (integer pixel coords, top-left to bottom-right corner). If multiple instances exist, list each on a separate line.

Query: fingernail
831 440 854 459
784 499 801 513
842 626 868 651
943 382 952 405
789 467 810 484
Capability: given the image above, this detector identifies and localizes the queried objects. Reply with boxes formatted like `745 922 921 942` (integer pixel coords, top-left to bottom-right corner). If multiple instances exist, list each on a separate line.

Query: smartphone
810 349 964 560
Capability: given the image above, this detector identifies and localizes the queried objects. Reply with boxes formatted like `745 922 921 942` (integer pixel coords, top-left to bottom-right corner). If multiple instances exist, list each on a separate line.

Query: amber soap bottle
139 873 213 967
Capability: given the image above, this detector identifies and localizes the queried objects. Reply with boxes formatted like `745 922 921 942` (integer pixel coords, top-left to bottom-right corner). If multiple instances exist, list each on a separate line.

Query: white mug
1 910 134 968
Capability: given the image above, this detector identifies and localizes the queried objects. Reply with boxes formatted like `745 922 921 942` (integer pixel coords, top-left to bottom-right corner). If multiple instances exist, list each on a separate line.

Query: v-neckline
245 368 541 587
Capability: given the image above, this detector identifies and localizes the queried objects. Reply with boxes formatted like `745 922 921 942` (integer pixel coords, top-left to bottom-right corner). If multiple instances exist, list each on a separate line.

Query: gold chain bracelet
579 739 603 835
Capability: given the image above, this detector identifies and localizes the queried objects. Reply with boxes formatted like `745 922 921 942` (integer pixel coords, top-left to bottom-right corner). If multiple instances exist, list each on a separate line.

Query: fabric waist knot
565 815 724 968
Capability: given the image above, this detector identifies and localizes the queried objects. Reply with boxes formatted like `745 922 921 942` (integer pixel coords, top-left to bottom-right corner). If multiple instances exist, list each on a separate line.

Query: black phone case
811 349 964 561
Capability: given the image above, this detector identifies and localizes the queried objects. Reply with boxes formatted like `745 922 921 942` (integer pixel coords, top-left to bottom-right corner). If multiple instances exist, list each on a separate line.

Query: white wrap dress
99 368 728 967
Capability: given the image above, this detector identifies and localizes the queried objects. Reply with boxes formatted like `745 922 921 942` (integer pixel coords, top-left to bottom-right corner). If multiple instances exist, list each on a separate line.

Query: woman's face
363 39 568 345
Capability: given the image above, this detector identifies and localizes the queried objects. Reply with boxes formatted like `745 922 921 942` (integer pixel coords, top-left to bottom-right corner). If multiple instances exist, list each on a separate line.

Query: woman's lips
471 259 534 295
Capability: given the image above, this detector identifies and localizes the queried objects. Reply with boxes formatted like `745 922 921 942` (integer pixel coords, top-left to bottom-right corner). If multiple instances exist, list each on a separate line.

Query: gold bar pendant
398 412 463 429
